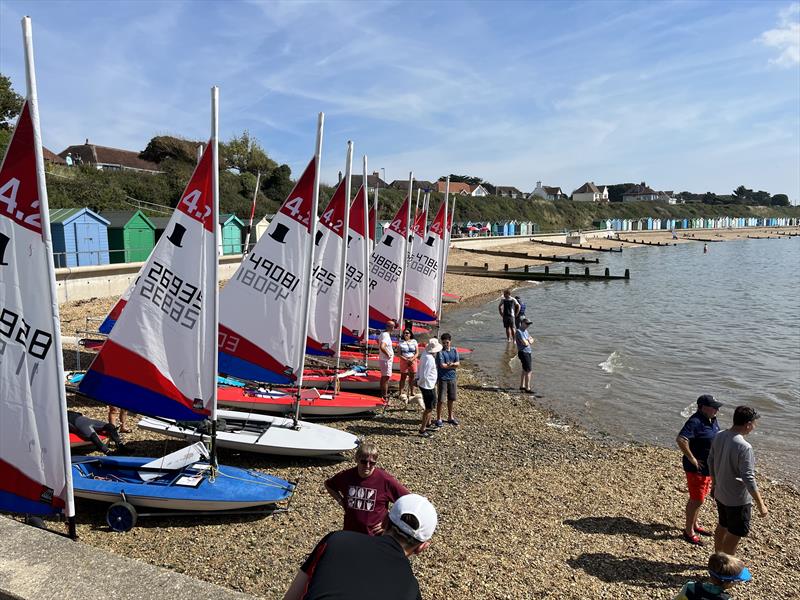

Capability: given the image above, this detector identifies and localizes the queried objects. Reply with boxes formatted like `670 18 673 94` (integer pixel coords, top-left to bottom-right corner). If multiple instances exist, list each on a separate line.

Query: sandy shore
52 228 800 599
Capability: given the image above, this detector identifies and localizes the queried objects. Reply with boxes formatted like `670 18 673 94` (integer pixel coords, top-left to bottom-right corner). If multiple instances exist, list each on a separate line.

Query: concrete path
0 517 254 600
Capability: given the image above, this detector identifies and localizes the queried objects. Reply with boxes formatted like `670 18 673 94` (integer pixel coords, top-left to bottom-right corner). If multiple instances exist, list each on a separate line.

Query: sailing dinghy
73 90 298 524
143 115 358 447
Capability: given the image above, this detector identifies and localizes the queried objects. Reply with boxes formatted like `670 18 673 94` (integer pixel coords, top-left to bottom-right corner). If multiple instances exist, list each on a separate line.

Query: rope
213 467 295 492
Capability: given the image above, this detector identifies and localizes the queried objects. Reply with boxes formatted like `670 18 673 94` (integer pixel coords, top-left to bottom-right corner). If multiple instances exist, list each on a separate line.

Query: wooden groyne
448 263 629 281
531 238 623 253
681 235 724 242
746 235 781 240
460 247 599 264
616 238 677 247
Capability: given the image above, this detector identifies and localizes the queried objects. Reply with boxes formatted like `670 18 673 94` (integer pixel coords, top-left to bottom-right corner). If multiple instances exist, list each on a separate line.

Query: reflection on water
446 237 800 485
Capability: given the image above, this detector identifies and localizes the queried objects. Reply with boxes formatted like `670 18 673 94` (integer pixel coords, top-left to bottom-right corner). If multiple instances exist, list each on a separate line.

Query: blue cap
710 567 752 583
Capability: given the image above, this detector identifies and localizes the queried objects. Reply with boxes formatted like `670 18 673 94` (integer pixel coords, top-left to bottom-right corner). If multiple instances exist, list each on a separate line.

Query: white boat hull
138 410 358 456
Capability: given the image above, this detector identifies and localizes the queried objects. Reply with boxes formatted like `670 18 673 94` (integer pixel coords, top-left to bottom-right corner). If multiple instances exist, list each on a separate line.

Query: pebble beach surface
54 230 799 599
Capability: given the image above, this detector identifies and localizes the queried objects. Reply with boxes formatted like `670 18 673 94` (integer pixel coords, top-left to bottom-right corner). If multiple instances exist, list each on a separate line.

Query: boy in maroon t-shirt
325 441 409 535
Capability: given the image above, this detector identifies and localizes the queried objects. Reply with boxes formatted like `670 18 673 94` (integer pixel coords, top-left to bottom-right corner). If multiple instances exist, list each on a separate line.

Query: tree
261 163 293 203
438 174 483 186
732 185 753 203
751 190 771 206
0 74 23 130
607 183 634 203
220 131 276 176
140 135 202 164
702 192 720 204
771 193 790 206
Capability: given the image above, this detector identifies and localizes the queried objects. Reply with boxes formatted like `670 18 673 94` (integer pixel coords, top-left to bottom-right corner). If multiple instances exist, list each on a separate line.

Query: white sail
0 18 73 518
404 200 445 323
341 185 368 344
368 195 410 328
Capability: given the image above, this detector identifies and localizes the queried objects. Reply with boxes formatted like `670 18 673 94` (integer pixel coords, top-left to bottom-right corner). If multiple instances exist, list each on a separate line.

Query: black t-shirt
300 531 421 600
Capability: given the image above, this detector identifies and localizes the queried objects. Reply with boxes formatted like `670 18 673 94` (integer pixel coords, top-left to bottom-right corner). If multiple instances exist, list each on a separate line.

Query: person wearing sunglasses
325 440 409 536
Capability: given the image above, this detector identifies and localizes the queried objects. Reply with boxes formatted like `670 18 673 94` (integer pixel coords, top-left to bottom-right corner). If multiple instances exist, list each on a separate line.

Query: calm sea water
445 237 800 485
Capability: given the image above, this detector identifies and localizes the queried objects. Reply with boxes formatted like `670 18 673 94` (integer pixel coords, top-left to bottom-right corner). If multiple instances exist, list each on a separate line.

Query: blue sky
1 0 798 201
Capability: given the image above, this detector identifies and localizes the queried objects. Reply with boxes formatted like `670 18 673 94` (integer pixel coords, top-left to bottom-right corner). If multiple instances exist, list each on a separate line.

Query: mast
243 171 261 254
398 171 413 328
210 86 220 467
293 113 324 425
333 141 353 373
362 156 369 367
372 182 378 248
22 15 76 537
436 177 450 332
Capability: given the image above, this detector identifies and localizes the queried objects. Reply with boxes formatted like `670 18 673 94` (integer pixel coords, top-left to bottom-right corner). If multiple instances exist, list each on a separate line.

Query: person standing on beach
283 494 437 600
676 394 722 546
378 320 396 402
324 441 409 536
515 318 534 393
498 289 520 342
397 329 420 405
704 243 709 253
415 338 441 437
707 406 768 556
434 333 460 427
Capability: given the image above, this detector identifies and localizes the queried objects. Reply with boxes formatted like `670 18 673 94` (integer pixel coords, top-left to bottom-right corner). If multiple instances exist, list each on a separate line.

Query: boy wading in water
498 289 520 343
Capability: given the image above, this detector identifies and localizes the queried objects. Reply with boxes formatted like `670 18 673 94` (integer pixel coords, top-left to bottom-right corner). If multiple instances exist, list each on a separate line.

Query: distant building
468 184 489 197
43 146 66 165
572 182 609 202
495 186 523 199
390 179 435 192
351 172 388 191
436 181 471 195
58 139 160 173
622 181 659 202
529 181 565 201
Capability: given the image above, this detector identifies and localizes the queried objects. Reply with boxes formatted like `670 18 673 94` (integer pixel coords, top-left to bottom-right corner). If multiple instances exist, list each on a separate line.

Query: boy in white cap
416 338 442 437
283 494 438 600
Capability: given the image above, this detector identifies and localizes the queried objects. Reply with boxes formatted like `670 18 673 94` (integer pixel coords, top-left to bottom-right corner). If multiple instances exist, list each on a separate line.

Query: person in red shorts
676 394 722 545
325 440 409 535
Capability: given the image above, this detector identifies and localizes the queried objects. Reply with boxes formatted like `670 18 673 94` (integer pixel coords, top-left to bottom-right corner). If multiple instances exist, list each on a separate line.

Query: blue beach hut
49 208 110 268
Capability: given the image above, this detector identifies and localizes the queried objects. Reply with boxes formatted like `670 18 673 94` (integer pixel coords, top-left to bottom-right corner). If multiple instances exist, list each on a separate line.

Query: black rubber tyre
106 501 137 532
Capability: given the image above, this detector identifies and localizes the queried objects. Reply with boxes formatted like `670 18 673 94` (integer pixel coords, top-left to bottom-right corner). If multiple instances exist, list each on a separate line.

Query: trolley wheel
106 501 137 532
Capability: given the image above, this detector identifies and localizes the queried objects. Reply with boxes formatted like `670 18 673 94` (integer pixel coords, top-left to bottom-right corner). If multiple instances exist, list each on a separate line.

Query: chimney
641 181 645 186
85 138 89 145
536 181 541 188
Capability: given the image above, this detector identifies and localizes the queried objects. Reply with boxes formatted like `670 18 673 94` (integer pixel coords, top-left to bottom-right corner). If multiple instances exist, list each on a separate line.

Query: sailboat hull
72 455 294 511
137 409 359 456
299 369 400 392
217 387 385 417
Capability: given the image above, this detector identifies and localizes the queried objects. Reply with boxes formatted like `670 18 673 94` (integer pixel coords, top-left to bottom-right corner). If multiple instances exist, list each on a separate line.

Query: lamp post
380 167 386 186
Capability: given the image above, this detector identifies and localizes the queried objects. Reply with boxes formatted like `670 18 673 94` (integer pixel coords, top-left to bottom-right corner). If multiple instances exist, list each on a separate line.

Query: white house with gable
572 182 608 202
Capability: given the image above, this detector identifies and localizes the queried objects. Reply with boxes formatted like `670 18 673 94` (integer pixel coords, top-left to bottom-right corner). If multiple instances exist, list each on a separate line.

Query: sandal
682 532 703 546
694 525 713 536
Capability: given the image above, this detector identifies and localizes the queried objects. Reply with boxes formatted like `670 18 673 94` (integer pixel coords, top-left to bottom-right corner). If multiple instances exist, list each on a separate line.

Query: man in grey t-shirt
707 406 769 555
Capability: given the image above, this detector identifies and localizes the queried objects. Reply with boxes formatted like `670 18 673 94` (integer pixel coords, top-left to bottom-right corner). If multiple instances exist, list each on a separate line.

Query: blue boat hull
72 456 294 511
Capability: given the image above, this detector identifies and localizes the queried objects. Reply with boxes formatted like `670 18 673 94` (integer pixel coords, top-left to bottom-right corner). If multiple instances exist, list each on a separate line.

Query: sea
444 236 800 486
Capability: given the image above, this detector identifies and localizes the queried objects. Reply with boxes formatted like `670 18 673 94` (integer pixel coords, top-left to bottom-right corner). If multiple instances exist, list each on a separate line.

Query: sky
1 0 798 201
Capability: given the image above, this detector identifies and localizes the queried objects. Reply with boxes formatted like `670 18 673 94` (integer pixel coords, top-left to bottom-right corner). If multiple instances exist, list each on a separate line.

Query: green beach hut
219 213 245 255
102 210 156 263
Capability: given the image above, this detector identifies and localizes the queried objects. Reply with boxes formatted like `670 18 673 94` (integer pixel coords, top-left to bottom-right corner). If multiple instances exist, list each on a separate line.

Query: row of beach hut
49 208 249 267
593 216 798 232
451 220 540 237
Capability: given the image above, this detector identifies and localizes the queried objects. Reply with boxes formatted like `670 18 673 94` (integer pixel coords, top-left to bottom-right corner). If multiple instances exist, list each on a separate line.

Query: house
43 146 66 165
529 181 565 201
350 172 388 191
622 182 659 202
390 179 435 193
658 190 678 205
572 182 609 202
436 181 472 195
495 186 523 199
468 184 489 197
58 139 160 173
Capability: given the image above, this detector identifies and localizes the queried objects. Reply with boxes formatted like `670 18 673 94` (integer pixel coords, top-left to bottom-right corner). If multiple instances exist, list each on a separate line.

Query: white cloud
760 3 800 67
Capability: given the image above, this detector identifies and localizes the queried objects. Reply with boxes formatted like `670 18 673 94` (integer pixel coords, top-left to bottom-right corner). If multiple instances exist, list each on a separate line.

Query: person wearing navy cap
676 394 722 545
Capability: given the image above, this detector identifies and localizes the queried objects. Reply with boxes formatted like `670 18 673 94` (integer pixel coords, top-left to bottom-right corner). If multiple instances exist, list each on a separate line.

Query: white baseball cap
389 494 438 542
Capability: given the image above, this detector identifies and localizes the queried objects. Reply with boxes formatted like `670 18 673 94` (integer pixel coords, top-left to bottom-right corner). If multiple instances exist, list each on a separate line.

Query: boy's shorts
399 358 417 375
378 359 392 377
685 471 712 501
715 500 752 537
437 379 457 404
517 351 532 373
420 387 436 411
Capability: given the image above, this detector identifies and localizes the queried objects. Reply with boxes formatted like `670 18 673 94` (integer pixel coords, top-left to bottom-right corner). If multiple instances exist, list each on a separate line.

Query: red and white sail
219 158 317 384
368 195 410 328
341 185 368 344
79 143 217 420
0 23 73 517
307 178 348 355
404 200 444 323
